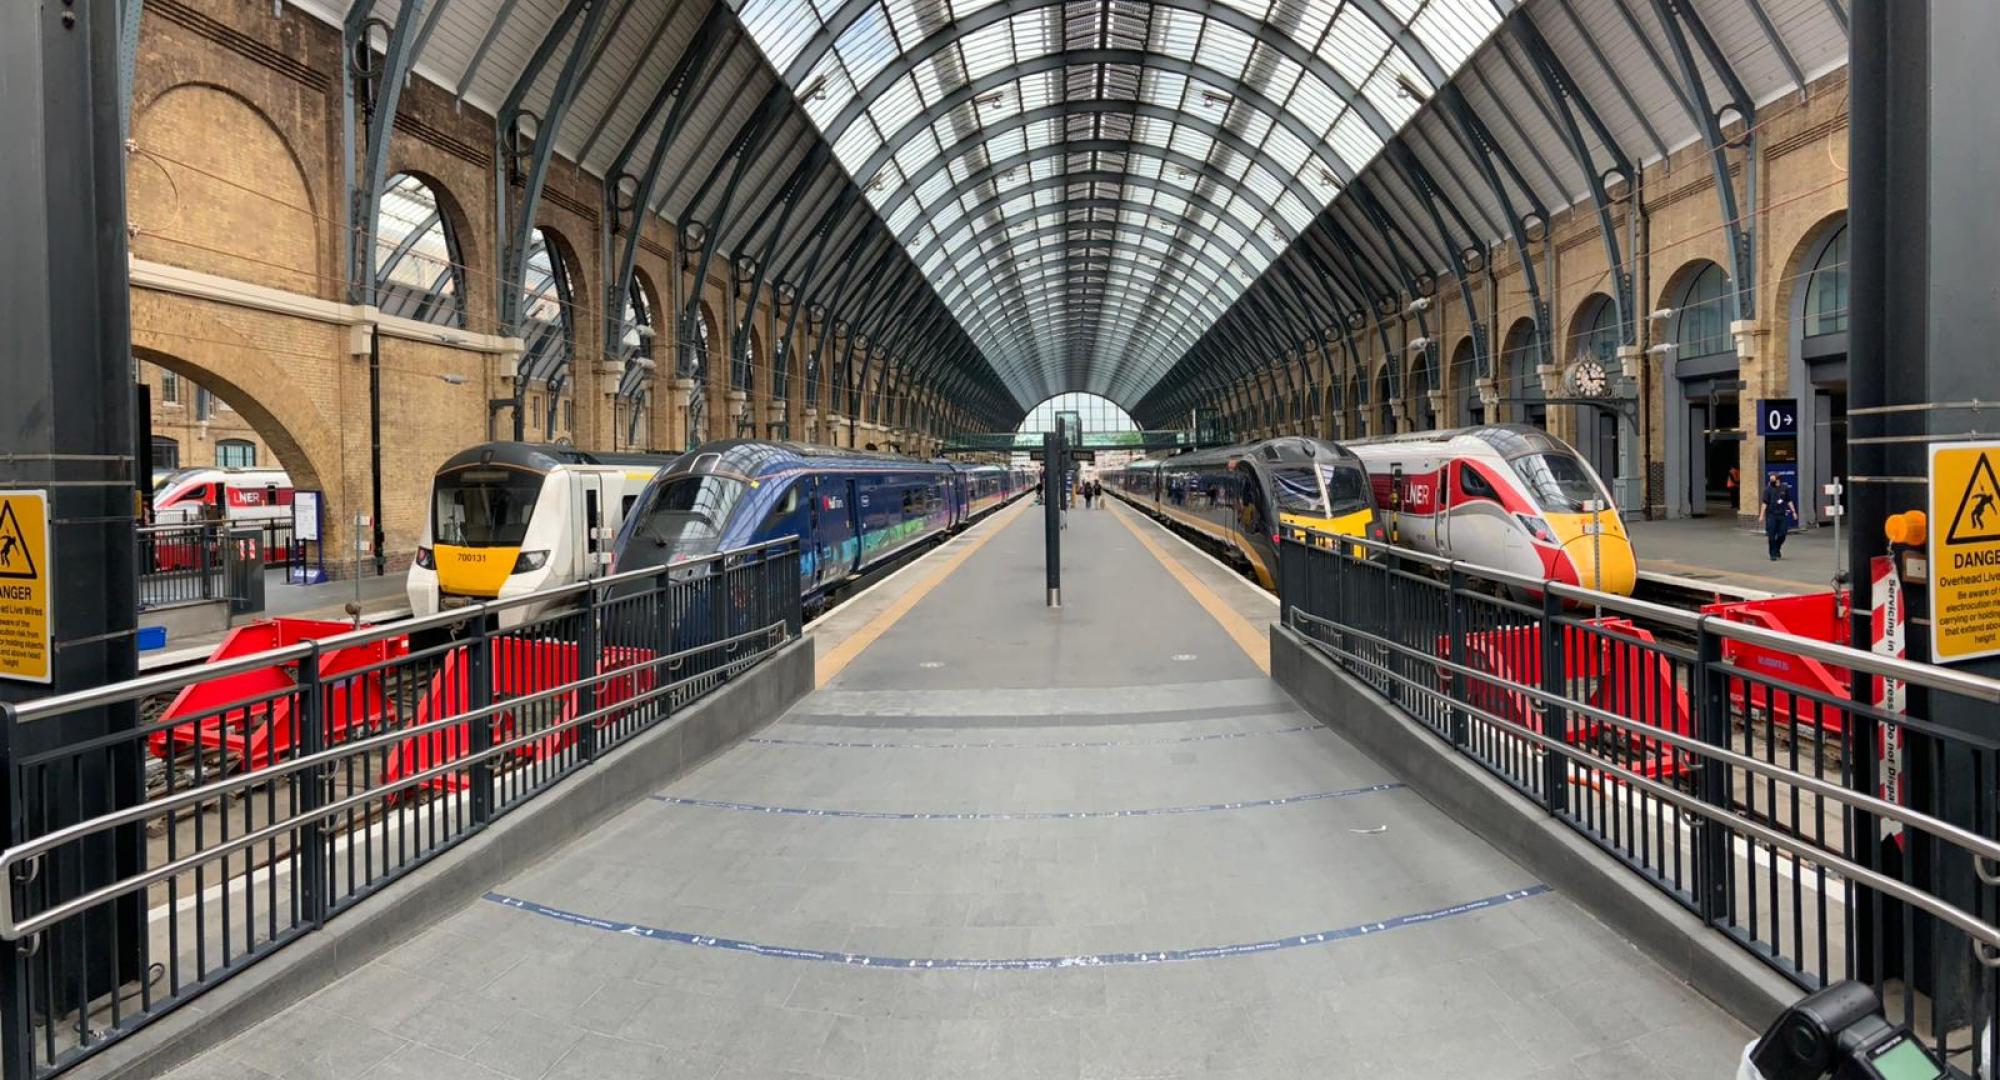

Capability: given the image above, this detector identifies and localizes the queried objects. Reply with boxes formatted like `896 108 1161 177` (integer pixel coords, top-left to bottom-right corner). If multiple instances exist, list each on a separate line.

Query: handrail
0 620 787 942
1289 529 2000 703
14 535 800 722
1287 605 2000 868
1286 613 2000 962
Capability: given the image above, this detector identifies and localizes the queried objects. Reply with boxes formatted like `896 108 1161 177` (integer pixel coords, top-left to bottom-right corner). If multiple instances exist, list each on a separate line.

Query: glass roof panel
729 0 1513 401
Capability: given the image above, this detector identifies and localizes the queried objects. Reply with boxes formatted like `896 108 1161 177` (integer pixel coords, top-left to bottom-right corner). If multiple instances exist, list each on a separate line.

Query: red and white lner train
1343 425 1637 596
151 468 294 527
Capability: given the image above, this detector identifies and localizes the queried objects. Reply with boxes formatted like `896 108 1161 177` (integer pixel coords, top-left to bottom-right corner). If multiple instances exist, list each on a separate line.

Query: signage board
1757 399 1799 437
0 491 52 683
1926 441 2000 662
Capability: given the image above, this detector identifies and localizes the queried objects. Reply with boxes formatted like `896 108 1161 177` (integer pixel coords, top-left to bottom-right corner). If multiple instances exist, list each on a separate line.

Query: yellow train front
1105 437 1385 590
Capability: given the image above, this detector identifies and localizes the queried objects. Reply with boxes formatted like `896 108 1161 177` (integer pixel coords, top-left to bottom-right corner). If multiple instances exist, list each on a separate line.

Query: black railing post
1540 588 1568 815
1381 549 1401 705
466 620 493 826
1447 565 1468 747
1695 618 1733 923
295 643 328 929
784 542 803 638
0 705 32 1080
577 590 599 766
1277 537 1294 628
198 524 214 602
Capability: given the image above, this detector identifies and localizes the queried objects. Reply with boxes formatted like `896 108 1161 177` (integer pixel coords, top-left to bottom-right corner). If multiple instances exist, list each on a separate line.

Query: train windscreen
434 467 544 546
1270 468 1326 514
1320 465 1371 515
1509 453 1608 513
629 474 747 559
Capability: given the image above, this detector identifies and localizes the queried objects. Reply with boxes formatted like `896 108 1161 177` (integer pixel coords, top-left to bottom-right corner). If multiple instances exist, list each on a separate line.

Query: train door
1433 460 1453 555
809 474 857 589
571 472 610 579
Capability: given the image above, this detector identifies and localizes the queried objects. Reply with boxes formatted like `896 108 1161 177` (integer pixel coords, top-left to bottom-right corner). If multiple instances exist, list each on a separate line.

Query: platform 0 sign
1928 442 2000 663
0 491 52 683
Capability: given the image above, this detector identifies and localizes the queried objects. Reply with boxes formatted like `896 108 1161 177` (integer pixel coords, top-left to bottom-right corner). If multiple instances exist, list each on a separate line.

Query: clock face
1573 360 1608 397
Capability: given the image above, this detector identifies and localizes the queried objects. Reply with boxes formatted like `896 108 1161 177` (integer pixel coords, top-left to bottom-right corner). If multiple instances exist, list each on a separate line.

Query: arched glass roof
731 0 1514 404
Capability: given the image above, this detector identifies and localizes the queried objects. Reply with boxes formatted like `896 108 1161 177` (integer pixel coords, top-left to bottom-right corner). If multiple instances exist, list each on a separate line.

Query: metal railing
0 538 801 1079
135 524 224 611
1279 534 2000 1074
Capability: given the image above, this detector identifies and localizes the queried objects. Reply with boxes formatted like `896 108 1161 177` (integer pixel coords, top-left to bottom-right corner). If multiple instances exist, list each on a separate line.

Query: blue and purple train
609 440 1032 612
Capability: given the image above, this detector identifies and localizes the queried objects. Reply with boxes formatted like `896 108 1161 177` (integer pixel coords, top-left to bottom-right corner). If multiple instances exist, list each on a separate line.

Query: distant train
1103 437 1386 589
409 442 680 629
152 467 293 527
609 441 1033 613
1344 424 1636 596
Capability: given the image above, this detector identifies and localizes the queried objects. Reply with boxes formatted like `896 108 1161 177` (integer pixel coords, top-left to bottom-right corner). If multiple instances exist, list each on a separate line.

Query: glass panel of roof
870 74 926 149
1195 22 1256 82
832 116 883 172
1318 5 1391 89
835 5 899 89
959 21 1015 81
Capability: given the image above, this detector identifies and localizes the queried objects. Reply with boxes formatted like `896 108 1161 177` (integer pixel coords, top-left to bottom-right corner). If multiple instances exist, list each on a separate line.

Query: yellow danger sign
0 491 51 683
1929 443 2000 663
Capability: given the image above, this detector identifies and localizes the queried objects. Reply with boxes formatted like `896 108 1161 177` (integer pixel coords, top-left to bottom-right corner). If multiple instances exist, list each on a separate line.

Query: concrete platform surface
160 506 1749 1080
1630 515 1845 595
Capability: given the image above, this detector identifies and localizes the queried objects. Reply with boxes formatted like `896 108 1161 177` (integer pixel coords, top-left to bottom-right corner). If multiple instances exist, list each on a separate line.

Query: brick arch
129 83 323 297
131 339 334 497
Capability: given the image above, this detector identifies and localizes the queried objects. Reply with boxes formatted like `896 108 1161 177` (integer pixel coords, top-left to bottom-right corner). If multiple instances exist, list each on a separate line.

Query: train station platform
150 500 1751 1080
1629 516 1844 598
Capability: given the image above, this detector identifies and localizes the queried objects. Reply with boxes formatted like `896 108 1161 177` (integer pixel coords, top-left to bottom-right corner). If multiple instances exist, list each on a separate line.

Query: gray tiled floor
163 507 1749 1080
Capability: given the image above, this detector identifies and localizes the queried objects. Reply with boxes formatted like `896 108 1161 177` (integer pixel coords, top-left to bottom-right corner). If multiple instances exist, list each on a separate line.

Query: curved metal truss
729 0 1512 403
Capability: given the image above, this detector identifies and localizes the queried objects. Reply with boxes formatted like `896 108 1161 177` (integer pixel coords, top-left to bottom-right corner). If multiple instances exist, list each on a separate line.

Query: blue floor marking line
482 885 1553 970
648 782 1406 821
746 723 1323 751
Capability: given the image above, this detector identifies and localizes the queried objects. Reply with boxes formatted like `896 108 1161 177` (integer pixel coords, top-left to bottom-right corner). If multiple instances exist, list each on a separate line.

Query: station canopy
308 0 1848 424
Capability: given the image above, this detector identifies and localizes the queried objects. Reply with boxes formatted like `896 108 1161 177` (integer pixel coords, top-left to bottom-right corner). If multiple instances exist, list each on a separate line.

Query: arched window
1016 392 1137 435
375 174 465 327
1501 319 1546 427
1805 224 1848 338
519 228 574 388
150 436 180 472
1674 262 1732 360
1452 338 1481 426
1568 296 1620 369
616 282 654 448
1410 352 1435 431
1374 367 1394 434
216 439 256 468
1567 296 1622 489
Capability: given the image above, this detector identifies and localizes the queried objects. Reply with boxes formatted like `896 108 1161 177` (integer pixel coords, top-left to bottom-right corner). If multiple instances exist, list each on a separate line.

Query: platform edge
1270 625 1797 1031
74 637 816 1080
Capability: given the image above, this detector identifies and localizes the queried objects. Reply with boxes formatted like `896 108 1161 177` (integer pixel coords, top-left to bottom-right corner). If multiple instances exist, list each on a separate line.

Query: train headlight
414 546 435 570
512 549 550 573
1514 513 1555 545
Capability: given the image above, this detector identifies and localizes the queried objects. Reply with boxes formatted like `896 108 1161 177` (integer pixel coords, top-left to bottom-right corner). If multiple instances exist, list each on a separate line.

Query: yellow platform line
1109 501 1269 674
814 498 1035 687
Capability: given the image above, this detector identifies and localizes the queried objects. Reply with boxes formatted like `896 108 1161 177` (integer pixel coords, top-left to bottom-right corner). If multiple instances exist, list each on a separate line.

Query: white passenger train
408 442 678 630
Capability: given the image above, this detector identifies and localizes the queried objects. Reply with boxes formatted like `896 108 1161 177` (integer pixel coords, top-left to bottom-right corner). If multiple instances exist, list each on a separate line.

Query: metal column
1848 0 2000 1026
0 0 144 1031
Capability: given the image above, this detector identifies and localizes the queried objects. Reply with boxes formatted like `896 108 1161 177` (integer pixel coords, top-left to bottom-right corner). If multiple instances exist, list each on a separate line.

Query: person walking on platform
1758 473 1796 561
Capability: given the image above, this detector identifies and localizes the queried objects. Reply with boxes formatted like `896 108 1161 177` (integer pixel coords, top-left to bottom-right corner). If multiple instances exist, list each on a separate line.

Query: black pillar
0 0 144 1026
1044 432 1062 607
1848 0 2000 1023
